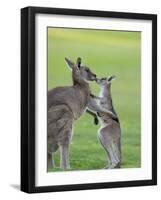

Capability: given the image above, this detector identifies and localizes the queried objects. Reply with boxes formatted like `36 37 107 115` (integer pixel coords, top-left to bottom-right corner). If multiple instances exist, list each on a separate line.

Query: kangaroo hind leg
47 144 58 170
106 143 119 169
99 132 120 169
98 132 116 169
58 120 73 170
98 134 111 167
59 143 70 170
113 138 121 168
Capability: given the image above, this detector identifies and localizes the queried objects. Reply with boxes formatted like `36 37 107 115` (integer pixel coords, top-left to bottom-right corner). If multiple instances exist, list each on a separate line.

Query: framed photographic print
21 6 157 193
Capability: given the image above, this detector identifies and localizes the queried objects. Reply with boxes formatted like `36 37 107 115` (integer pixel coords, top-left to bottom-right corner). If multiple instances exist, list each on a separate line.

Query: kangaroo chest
71 89 89 119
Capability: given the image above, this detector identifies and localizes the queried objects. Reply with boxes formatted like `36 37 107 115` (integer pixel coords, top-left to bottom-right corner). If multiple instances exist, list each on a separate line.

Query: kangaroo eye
86 69 89 72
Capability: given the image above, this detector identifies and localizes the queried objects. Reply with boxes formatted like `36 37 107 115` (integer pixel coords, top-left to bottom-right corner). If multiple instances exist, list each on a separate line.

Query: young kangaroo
89 76 121 169
48 58 114 170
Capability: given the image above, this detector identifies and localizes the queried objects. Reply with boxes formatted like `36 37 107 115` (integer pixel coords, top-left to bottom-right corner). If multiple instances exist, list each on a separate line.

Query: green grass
47 28 141 172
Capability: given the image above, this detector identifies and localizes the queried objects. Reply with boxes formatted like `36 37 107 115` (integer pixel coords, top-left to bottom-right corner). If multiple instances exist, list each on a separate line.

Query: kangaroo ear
76 57 81 69
65 57 75 70
107 75 116 83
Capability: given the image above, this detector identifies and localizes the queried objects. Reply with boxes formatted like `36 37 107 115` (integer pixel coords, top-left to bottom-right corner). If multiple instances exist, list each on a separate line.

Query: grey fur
47 58 117 170
47 57 97 170
89 76 121 169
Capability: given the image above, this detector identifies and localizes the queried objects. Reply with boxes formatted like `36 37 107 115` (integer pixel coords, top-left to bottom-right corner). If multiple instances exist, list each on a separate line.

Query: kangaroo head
65 57 97 82
96 75 116 86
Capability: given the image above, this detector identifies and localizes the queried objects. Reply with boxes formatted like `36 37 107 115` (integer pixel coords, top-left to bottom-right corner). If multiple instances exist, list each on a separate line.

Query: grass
47 27 141 172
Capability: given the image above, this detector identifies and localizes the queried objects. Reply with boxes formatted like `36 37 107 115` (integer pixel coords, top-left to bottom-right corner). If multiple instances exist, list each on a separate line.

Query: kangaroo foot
60 164 70 170
114 162 121 168
105 162 121 169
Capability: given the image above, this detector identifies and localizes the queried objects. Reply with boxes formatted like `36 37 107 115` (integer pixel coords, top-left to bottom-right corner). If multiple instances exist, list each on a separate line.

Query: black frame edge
21 7 36 193
152 14 157 185
32 179 155 193
21 7 30 193
22 6 157 20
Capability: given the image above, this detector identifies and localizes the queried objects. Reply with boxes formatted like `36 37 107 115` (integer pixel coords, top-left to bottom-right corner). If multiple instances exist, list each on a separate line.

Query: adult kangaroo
47 57 97 170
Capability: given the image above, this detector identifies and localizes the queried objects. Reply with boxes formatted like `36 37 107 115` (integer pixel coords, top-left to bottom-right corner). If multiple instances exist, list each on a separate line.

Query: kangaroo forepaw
94 117 99 125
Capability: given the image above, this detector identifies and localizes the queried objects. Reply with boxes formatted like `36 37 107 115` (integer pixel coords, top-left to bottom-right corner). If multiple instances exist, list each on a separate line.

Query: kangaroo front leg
88 96 116 119
90 94 102 100
98 107 116 119
86 109 99 125
59 143 70 170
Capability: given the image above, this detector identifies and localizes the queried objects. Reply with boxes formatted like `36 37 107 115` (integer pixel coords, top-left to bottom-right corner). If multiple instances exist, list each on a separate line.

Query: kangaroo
47 58 115 170
89 76 121 169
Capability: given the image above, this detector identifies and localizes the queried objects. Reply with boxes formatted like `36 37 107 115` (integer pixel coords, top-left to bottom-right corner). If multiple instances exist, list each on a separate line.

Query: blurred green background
48 27 141 171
